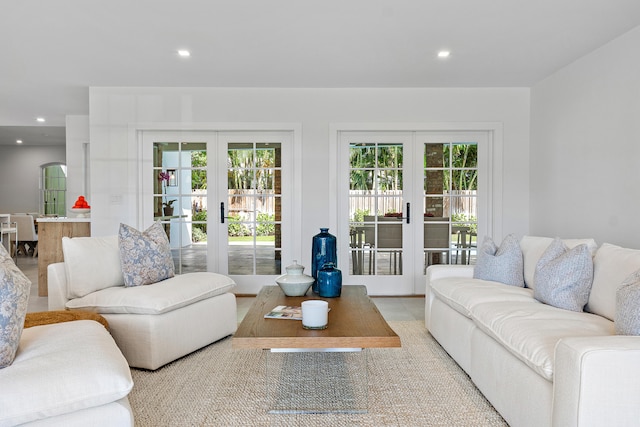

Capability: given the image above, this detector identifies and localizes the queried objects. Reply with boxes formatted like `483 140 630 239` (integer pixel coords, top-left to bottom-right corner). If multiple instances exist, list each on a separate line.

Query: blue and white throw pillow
473 234 524 287
534 238 593 312
119 222 175 287
0 244 31 368
615 269 640 335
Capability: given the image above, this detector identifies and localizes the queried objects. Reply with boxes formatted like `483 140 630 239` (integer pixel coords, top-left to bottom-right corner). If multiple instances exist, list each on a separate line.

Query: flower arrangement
158 171 175 210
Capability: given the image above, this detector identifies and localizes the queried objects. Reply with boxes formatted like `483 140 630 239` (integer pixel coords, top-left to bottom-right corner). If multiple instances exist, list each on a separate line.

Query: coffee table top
232 285 401 350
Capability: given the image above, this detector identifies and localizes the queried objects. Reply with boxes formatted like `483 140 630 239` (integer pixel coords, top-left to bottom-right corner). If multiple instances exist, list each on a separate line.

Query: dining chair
13 214 38 257
0 214 18 259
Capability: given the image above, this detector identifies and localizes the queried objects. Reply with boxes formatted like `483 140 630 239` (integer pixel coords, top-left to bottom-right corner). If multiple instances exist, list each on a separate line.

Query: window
40 163 66 216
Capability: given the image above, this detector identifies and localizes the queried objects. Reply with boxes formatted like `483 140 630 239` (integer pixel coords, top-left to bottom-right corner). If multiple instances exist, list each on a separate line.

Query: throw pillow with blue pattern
615 269 640 335
534 238 593 312
473 234 524 287
119 222 175 287
0 244 31 368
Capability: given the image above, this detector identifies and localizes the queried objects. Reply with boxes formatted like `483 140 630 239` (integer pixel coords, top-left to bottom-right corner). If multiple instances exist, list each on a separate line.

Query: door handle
406 202 410 224
220 202 233 224
393 202 410 224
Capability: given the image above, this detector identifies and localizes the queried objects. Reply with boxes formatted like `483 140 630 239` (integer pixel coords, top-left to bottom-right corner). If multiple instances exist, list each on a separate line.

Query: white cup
301 300 329 330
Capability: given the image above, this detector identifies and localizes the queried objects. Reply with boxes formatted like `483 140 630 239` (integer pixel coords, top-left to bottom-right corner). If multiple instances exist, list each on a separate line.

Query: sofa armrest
425 264 474 296
553 336 640 427
426 264 474 285
48 262 69 310
425 264 474 328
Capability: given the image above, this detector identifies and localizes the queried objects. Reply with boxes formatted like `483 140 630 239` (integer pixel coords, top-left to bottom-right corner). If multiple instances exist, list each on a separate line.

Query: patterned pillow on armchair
119 222 175 287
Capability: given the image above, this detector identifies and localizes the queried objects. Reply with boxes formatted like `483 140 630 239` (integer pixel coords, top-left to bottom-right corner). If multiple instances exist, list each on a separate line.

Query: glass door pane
153 141 208 274
349 142 404 276
227 142 282 275
423 142 478 271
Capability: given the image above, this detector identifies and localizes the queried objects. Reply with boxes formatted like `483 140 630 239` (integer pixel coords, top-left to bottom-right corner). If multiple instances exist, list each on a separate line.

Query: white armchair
48 235 238 370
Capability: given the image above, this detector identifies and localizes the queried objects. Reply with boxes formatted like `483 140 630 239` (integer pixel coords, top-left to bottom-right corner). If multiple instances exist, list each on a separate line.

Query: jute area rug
129 321 507 426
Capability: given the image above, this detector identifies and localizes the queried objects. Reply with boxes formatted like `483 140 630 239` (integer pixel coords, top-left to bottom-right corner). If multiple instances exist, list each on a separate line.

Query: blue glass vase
311 228 337 293
317 262 342 298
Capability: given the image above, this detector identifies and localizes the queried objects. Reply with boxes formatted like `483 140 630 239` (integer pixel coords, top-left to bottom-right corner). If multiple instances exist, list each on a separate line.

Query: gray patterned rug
129 321 507 426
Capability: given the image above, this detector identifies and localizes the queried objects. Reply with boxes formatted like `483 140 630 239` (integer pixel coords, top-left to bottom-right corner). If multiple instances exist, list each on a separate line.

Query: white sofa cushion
533 239 594 312
66 272 236 315
62 235 124 299
0 245 31 368
520 236 597 289
470 300 614 380
473 234 524 287
0 321 133 426
588 243 640 321
430 277 535 318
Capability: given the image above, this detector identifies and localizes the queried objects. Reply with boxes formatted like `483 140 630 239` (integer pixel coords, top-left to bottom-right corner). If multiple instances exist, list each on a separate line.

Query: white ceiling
1 0 640 145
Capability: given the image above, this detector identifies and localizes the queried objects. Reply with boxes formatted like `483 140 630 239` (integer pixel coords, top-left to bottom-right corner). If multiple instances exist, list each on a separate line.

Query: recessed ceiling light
437 51 451 58
16 139 23 144
36 117 45 122
177 49 191 57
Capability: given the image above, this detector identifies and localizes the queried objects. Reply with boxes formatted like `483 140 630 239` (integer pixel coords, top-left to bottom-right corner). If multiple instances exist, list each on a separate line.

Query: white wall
88 87 530 259
530 25 640 248
0 145 65 213
65 115 90 214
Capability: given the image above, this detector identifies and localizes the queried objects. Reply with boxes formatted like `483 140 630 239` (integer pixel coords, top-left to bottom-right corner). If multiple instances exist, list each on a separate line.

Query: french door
217 132 294 293
338 131 489 295
143 130 294 294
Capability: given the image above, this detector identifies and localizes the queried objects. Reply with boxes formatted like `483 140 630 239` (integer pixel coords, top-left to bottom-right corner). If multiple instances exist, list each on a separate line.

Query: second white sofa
48 235 238 370
425 236 640 427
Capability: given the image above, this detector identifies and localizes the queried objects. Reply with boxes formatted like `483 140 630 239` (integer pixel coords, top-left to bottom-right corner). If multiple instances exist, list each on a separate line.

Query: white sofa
0 320 133 426
425 237 640 427
48 235 238 370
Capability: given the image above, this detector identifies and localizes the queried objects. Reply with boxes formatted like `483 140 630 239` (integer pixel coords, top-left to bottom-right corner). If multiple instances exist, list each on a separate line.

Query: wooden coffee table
233 285 401 414
233 285 401 350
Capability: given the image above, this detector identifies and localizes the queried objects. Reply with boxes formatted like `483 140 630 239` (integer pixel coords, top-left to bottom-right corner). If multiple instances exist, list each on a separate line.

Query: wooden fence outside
191 189 477 220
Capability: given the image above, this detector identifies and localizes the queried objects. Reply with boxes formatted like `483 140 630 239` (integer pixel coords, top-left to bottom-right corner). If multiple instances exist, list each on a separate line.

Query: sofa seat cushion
65 272 236 315
430 277 535 318
470 301 614 380
0 321 132 426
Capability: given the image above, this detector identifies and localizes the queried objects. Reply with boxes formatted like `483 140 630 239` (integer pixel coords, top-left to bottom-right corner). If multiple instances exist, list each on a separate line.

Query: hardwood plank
233 285 401 350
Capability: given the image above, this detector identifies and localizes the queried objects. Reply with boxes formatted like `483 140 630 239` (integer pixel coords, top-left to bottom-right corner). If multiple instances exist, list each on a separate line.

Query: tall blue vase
311 228 337 293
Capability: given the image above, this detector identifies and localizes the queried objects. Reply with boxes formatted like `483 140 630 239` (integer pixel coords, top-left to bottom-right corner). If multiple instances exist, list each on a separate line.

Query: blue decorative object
311 228 337 293
317 263 342 298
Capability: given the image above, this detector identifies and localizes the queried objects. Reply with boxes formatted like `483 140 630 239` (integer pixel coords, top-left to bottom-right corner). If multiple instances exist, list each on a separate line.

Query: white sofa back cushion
520 236 597 289
587 243 640 320
62 235 124 299
65 272 236 315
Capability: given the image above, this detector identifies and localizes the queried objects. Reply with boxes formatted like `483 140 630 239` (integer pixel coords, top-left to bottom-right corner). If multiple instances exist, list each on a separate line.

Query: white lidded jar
275 260 315 296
